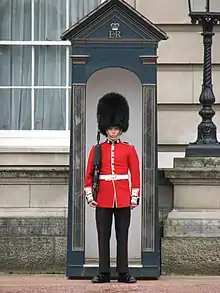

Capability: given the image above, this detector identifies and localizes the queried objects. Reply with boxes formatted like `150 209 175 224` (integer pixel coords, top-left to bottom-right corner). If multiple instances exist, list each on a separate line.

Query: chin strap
97 130 100 144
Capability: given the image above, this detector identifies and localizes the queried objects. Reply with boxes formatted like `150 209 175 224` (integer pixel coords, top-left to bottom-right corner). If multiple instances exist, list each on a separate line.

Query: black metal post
186 15 220 157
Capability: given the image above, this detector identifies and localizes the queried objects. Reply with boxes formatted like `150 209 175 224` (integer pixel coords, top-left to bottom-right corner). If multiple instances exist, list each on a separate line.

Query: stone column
163 157 220 275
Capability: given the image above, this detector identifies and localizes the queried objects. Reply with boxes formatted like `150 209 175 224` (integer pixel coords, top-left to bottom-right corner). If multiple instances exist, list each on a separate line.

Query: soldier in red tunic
84 92 140 284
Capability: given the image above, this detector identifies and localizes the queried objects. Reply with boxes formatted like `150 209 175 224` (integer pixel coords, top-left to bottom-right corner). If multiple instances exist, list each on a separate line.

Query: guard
84 92 141 283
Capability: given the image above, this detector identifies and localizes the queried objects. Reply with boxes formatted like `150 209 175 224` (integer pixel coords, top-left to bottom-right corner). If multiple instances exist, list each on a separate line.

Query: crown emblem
110 22 120 31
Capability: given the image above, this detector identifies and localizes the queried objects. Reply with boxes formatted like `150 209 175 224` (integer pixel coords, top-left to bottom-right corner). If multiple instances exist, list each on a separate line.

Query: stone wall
0 163 219 276
0 165 172 274
162 238 220 276
0 167 68 273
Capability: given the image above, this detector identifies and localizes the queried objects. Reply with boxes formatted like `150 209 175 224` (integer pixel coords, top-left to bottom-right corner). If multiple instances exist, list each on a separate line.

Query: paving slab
1 275 220 293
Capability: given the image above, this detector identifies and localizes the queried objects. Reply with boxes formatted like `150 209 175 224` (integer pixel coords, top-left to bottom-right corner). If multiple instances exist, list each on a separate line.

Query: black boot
91 273 110 283
118 272 137 283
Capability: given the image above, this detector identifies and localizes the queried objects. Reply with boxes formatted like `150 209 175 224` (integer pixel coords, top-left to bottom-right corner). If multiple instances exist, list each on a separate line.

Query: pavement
1 275 220 293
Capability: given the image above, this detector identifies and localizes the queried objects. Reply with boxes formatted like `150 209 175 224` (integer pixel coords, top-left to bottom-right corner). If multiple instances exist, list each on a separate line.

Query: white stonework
0 1 219 169
136 0 190 24
0 1 218 219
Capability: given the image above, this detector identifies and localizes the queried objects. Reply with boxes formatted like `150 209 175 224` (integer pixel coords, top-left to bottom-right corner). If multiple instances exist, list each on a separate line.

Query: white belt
99 174 129 181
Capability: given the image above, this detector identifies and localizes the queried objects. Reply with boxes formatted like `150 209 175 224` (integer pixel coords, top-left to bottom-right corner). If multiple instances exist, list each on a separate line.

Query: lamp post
186 0 220 156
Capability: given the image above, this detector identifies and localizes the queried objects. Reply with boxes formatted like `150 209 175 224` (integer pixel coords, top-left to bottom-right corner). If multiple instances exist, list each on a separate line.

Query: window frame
0 0 72 146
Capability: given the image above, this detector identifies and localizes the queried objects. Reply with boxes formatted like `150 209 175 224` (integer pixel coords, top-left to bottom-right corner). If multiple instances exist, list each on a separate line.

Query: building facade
0 0 219 275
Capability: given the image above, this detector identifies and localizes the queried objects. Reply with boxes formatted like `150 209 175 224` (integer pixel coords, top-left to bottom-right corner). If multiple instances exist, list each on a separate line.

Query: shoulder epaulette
122 141 133 146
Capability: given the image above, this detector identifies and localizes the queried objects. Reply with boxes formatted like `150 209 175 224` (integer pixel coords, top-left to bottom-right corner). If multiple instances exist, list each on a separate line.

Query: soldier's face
106 127 121 139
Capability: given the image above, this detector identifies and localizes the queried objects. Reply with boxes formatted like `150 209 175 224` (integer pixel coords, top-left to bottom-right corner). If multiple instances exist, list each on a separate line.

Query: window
0 0 101 144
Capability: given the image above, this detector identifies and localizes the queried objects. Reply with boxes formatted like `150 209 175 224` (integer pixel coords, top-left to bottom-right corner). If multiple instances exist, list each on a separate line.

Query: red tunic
84 139 140 208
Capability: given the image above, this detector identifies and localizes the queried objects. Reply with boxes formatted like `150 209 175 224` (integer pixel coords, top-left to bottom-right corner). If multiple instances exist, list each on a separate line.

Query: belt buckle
111 175 117 181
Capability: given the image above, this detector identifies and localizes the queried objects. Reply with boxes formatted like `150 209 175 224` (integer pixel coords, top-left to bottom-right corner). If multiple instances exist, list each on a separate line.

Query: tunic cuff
86 193 93 203
131 188 140 205
84 187 93 203
132 188 139 196
131 196 140 205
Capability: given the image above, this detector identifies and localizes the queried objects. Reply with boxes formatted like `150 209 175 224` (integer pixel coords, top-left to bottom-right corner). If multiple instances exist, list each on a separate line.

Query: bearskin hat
97 92 129 136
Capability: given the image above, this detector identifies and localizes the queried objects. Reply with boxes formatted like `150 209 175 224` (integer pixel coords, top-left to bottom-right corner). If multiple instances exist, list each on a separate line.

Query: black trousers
95 206 131 274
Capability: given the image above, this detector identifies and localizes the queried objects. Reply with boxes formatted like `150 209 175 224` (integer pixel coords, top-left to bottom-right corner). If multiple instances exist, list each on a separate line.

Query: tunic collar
106 139 120 144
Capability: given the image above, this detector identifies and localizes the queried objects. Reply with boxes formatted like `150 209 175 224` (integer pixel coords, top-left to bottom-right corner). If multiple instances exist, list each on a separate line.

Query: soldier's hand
89 200 97 208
